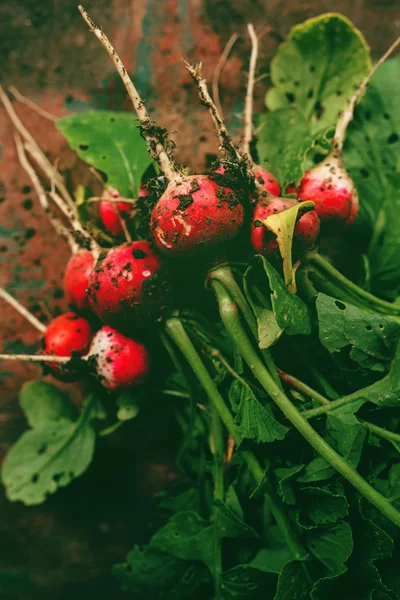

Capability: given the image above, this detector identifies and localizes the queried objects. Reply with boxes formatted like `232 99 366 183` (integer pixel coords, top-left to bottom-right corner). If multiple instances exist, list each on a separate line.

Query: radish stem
78 5 176 182
165 316 309 565
212 279 400 528
0 288 46 334
0 354 81 363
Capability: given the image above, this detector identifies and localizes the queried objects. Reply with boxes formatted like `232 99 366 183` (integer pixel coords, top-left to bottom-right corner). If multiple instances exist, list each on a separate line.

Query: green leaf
116 391 141 421
258 257 312 335
316 294 400 372
19 381 77 428
326 413 366 469
113 547 211 600
220 565 276 599
244 266 283 350
344 56 400 299
297 456 335 483
306 521 353 574
257 108 312 188
266 14 370 134
2 394 99 505
297 484 349 528
56 110 153 197
251 546 293 575
388 463 400 502
233 379 289 443
274 465 305 505
257 108 332 189
150 511 214 571
274 559 311 600
214 499 259 540
258 202 316 293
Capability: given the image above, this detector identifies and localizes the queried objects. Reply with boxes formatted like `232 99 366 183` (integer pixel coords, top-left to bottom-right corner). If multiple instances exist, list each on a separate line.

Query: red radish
80 10 244 257
89 325 150 390
43 311 93 377
297 154 358 225
86 240 170 328
286 184 296 195
99 187 141 236
150 174 244 255
251 198 320 255
297 37 400 227
252 166 281 198
63 249 95 311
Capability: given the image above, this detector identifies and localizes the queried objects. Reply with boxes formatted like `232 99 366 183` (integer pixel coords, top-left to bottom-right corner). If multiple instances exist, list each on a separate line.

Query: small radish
150 174 244 255
99 187 140 236
251 199 320 255
297 37 400 227
286 184 296 196
63 249 95 311
86 240 171 328
252 165 280 199
89 325 150 390
297 154 358 225
43 311 93 378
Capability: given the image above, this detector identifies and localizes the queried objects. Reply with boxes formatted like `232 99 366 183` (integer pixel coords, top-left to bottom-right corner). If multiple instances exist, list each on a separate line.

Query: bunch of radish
0 7 398 397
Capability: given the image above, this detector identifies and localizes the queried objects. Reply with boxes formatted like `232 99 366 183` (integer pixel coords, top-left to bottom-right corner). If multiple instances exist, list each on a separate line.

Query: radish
63 249 95 311
99 187 149 237
150 174 244 254
79 8 245 258
89 325 150 390
252 165 280 199
251 198 320 255
86 240 170 328
298 37 400 226
43 311 93 378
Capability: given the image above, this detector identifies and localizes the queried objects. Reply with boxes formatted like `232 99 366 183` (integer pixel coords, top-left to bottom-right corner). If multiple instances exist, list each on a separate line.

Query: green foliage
344 56 400 299
2 383 103 505
266 14 370 133
57 110 153 197
316 294 400 372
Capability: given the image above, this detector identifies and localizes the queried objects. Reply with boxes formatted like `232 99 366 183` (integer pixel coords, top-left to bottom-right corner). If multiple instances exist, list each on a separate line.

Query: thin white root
185 62 242 162
242 24 258 159
8 86 57 122
334 35 400 151
13 133 78 253
23 141 75 212
212 33 239 120
87 196 137 204
78 5 176 181
0 288 47 334
185 62 269 200
0 353 88 363
0 86 75 212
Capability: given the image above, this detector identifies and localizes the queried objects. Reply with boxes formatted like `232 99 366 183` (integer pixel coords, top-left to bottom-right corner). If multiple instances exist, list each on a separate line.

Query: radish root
0 288 47 334
242 24 258 159
212 33 239 121
78 5 177 182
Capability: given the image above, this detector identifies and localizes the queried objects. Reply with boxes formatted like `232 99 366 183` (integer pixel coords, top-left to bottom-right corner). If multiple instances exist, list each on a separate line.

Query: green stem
306 252 400 316
165 316 308 563
211 402 225 598
209 264 284 391
212 280 400 528
99 420 124 437
280 370 400 446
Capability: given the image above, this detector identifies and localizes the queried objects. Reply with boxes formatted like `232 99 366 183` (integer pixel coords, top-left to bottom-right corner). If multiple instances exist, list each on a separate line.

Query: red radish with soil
150 174 243 254
89 325 150 389
86 240 170 328
251 198 320 254
98 187 149 237
297 37 400 226
43 312 93 377
79 8 245 258
63 249 95 311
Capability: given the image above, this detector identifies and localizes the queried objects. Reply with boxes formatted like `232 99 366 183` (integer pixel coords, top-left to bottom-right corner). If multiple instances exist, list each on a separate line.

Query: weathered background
0 1 399 598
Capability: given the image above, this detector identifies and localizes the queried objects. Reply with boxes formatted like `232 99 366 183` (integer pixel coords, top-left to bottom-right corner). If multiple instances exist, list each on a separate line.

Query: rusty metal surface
0 0 399 597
